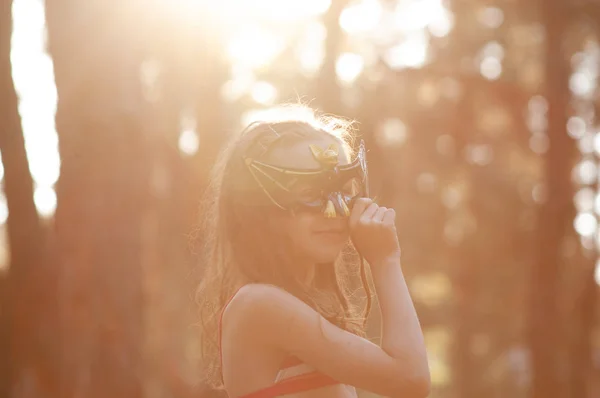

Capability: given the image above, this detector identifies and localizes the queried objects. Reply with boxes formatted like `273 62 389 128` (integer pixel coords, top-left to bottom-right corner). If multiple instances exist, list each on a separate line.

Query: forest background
0 0 599 397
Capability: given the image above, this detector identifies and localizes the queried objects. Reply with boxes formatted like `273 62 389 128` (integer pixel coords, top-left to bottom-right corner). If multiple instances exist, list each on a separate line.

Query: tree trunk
313 0 348 115
0 0 52 396
449 80 479 398
528 1 572 397
569 255 597 398
45 1 150 397
0 271 5 398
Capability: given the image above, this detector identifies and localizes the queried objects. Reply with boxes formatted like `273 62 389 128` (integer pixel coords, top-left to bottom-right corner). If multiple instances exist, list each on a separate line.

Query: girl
196 106 430 398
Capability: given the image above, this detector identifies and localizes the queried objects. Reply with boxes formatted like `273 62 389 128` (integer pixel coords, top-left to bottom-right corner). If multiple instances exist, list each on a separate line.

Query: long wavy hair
195 105 372 390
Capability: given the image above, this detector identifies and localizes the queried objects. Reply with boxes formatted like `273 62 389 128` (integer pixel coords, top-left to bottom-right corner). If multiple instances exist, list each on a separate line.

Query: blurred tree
366 0 537 393
569 253 597 398
528 1 573 398
0 3 12 395
565 7 600 398
45 1 151 397
137 6 228 396
0 1 593 398
448 81 479 398
191 14 228 184
312 0 347 116
0 272 4 398
0 0 54 396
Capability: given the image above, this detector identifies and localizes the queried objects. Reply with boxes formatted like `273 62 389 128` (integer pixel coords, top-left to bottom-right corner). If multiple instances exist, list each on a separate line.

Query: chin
305 234 349 263
311 245 345 264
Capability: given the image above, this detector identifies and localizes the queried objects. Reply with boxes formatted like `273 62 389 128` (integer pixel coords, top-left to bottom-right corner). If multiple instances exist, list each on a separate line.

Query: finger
350 198 373 227
382 208 396 226
359 203 380 225
372 207 387 223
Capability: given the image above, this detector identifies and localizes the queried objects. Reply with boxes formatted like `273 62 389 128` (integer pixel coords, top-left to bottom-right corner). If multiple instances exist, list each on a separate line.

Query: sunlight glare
0 227 7 271
411 272 451 306
171 0 332 33
428 10 454 38
384 31 429 69
423 328 451 386
578 133 594 155
251 81 278 105
574 212 597 237
575 188 595 212
569 43 599 99
466 144 494 166
221 80 248 102
528 95 548 114
442 185 462 209
227 25 285 69
573 159 597 185
10 0 45 61
567 116 586 140
477 7 504 29
393 0 452 36
339 0 382 35
34 185 57 218
481 41 505 60
336 53 364 84
221 67 255 102
22 129 60 186
215 0 331 22
527 112 547 133
480 57 502 80
569 71 595 98
179 129 200 156
141 59 162 103
593 132 600 156
376 118 408 148
595 259 600 286
246 0 331 21
527 95 548 133
165 0 207 11
0 195 7 225
594 194 600 216
295 21 327 76
417 81 440 107
11 0 61 216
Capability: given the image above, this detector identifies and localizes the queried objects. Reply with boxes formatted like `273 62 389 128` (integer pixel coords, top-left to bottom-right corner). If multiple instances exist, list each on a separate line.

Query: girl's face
264 136 351 265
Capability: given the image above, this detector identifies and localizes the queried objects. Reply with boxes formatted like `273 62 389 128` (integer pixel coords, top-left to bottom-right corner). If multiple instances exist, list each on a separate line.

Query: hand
349 198 401 267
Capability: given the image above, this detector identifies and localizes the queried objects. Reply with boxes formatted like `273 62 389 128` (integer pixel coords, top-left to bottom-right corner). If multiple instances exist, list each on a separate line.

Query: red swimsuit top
219 288 340 398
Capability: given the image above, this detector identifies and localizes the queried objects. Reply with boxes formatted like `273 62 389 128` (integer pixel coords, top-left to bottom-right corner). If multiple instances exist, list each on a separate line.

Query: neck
302 263 316 288
291 255 317 288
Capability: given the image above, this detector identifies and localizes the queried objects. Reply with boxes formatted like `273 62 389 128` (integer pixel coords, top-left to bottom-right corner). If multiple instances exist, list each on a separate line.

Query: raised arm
227 199 430 397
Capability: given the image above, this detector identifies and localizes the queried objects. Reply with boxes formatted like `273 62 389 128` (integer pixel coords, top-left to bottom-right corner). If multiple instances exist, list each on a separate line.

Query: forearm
372 257 430 378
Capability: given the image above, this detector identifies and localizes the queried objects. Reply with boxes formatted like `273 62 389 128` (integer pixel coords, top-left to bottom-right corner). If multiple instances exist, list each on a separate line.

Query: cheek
282 213 318 244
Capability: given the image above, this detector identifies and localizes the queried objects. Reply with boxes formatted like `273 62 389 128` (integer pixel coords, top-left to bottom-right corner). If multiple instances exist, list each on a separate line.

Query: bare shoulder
231 283 290 304
223 283 309 330
223 283 325 351
223 283 429 397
